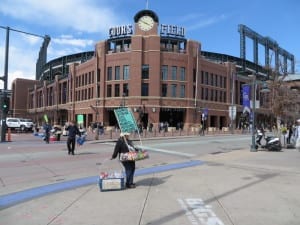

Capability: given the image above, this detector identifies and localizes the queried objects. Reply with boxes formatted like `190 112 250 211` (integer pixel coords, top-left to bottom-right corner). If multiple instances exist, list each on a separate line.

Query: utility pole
0 26 50 142
0 27 10 142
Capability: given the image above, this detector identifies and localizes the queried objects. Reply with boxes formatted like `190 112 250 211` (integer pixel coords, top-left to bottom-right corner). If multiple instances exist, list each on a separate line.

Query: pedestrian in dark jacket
111 132 137 188
43 122 51 144
66 121 81 155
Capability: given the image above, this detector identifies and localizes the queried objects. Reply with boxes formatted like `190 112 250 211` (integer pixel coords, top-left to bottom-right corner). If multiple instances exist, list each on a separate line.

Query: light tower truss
238 24 295 74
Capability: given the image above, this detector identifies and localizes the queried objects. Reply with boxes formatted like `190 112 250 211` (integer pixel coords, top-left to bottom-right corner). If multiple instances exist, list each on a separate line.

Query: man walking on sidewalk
66 121 81 155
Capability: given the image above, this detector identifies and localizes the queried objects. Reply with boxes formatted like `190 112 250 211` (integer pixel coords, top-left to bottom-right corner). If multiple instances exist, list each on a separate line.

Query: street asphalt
0 131 300 225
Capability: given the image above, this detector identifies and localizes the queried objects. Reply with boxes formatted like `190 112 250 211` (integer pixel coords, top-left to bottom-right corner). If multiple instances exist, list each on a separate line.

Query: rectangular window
141 83 149 96
162 84 167 97
180 85 185 98
204 88 208 100
115 66 120 80
210 73 214 86
213 74 217 86
97 69 100 83
123 65 130 80
210 89 214 101
97 85 100 98
193 69 196 82
219 91 223 102
171 84 177 97
115 84 120 97
193 85 196 98
107 67 112 80
142 64 149 79
205 72 208 85
161 65 168 80
171 66 177 80
180 67 186 81
107 84 112 97
123 83 129 96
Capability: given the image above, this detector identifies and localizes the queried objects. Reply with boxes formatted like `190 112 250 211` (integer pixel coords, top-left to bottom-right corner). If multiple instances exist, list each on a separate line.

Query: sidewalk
0 143 299 225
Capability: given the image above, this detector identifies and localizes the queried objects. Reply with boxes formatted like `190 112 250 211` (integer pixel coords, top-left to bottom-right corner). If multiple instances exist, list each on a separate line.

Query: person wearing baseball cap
111 132 137 188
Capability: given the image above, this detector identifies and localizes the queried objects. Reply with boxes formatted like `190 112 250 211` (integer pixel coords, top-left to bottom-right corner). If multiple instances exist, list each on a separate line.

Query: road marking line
0 160 204 209
136 145 195 157
103 143 195 157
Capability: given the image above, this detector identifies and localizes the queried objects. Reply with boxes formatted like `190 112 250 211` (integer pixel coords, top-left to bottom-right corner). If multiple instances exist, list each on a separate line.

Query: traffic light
1 96 9 114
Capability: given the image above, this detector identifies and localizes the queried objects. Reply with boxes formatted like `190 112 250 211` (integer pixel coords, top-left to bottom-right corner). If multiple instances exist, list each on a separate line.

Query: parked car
5 117 21 130
19 118 34 132
2 117 34 132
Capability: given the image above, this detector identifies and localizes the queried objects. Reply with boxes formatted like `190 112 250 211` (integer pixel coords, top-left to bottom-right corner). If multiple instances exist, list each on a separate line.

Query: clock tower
134 10 159 35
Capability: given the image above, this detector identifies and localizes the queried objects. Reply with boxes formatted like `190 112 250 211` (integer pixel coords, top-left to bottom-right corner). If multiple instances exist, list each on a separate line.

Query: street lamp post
120 93 126 108
250 75 257 152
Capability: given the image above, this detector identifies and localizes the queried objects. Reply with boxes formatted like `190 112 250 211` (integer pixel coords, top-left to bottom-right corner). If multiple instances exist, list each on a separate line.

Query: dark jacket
67 125 81 139
112 137 134 159
44 124 51 134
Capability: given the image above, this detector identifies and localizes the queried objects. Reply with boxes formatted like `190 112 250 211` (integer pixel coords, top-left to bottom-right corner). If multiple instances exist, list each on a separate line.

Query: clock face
138 15 154 31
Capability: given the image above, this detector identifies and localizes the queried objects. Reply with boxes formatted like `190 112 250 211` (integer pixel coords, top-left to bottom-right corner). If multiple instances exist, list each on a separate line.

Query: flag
242 85 250 113
44 114 48 123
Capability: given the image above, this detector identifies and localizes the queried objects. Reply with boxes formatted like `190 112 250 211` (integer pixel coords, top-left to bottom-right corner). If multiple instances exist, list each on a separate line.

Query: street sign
114 107 138 133
229 105 237 120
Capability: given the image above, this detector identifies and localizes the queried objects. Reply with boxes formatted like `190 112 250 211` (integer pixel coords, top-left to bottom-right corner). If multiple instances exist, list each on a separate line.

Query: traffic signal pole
0 27 9 142
0 26 50 142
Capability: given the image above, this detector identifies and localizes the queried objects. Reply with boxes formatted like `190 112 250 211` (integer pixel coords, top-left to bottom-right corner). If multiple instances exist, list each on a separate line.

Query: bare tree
264 63 300 132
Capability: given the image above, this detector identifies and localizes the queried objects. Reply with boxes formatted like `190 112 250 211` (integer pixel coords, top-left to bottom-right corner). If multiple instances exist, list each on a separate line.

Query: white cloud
0 44 37 89
186 14 228 31
52 35 95 48
0 0 135 89
0 0 126 33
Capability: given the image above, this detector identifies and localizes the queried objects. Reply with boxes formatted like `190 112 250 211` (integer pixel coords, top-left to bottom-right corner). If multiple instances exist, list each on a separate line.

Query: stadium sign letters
109 25 133 38
109 24 185 38
160 24 185 37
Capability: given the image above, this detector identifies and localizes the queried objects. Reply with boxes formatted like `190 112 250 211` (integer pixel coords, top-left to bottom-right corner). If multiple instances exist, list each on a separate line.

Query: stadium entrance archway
159 108 185 128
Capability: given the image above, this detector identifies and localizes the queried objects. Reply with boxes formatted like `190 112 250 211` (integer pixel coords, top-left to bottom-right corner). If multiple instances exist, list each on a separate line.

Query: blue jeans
122 161 135 185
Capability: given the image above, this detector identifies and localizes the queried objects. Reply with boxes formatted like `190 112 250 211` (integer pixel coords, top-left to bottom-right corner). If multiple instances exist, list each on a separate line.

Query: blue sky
0 0 299 89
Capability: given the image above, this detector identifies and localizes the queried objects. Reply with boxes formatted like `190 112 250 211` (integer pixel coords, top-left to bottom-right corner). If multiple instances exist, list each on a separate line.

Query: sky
0 0 299 90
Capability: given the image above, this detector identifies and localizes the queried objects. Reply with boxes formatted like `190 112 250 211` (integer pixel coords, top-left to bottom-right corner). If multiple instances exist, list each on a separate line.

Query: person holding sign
111 132 137 188
66 121 81 155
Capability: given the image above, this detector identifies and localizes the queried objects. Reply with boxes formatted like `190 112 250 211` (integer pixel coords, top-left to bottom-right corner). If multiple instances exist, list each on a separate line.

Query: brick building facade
11 9 280 130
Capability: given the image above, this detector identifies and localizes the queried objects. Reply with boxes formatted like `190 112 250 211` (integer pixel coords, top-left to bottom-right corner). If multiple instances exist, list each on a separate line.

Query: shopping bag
296 137 300 150
119 149 149 161
77 135 86 146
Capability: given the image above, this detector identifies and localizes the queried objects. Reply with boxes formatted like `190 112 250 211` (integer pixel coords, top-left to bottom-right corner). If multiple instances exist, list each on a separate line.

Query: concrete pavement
0 133 300 225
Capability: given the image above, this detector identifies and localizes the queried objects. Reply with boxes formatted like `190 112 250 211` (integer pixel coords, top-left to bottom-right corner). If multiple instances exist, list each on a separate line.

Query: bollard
7 128 12 142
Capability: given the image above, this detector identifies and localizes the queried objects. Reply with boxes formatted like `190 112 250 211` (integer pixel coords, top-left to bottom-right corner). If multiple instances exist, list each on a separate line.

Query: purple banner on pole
242 85 250 113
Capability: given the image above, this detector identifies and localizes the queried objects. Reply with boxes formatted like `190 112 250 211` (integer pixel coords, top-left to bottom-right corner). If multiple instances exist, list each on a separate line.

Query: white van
19 118 34 132
3 117 34 132
5 117 21 130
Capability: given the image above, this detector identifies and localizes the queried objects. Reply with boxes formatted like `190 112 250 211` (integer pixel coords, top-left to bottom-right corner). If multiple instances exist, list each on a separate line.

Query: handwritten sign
114 108 138 133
